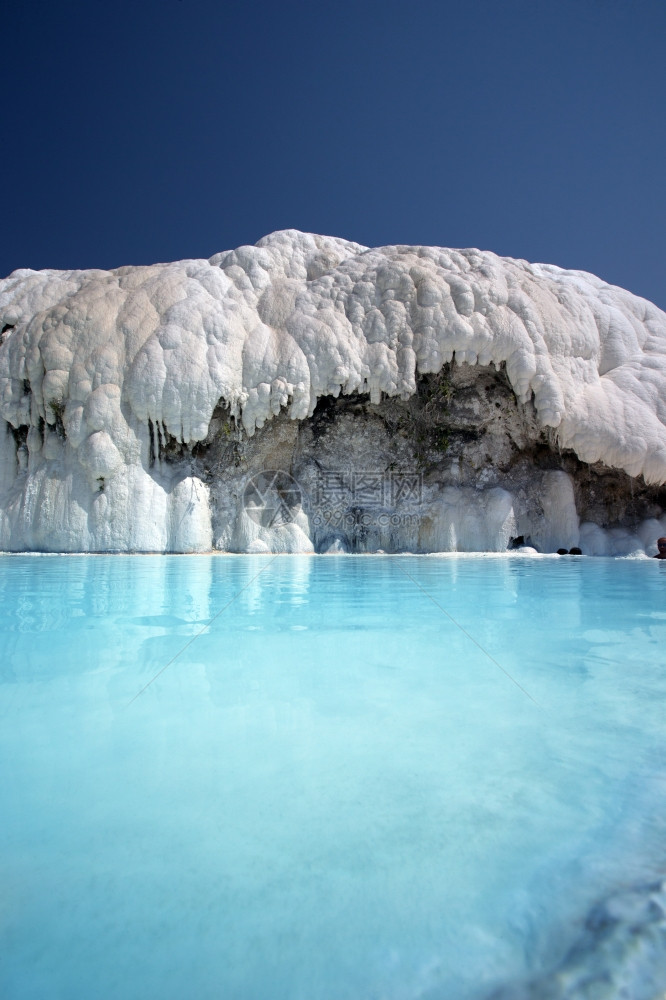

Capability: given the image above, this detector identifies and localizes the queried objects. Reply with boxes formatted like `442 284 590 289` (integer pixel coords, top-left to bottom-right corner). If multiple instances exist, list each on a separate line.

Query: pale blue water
1 554 665 1000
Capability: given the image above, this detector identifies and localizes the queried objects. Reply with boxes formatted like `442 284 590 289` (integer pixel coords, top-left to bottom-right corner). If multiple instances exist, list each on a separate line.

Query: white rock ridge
1 229 665 553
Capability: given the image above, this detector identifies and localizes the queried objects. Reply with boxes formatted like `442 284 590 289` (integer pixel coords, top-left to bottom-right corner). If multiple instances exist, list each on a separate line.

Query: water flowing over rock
1 230 665 553
488 881 666 1000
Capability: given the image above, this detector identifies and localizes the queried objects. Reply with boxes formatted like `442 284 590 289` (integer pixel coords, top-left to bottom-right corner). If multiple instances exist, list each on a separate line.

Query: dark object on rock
569 547 582 555
557 548 568 555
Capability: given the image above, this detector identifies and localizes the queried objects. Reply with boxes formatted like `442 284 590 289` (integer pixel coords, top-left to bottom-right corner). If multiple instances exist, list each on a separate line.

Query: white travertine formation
1 230 665 553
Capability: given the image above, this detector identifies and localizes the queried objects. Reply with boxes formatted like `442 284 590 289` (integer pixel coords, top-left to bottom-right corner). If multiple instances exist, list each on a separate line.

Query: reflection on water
0 555 665 1000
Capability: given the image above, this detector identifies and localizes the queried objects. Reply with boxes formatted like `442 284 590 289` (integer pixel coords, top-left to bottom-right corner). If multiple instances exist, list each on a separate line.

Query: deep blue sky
3 0 665 308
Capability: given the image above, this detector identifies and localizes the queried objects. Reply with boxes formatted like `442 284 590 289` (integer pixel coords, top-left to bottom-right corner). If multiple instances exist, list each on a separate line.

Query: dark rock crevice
139 364 664 553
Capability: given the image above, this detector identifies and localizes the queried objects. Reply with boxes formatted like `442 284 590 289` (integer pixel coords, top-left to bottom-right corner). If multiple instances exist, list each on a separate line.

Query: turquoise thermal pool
1 554 666 999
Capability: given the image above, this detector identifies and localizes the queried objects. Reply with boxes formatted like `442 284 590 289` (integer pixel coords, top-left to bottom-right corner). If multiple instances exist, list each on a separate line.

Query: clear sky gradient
3 0 665 308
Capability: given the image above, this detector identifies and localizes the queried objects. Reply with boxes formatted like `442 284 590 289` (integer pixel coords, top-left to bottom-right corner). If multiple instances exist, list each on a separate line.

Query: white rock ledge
1 230 666 554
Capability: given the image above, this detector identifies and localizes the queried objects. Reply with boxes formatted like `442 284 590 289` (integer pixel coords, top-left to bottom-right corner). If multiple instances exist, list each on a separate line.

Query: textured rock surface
1 230 666 553
488 881 666 1000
